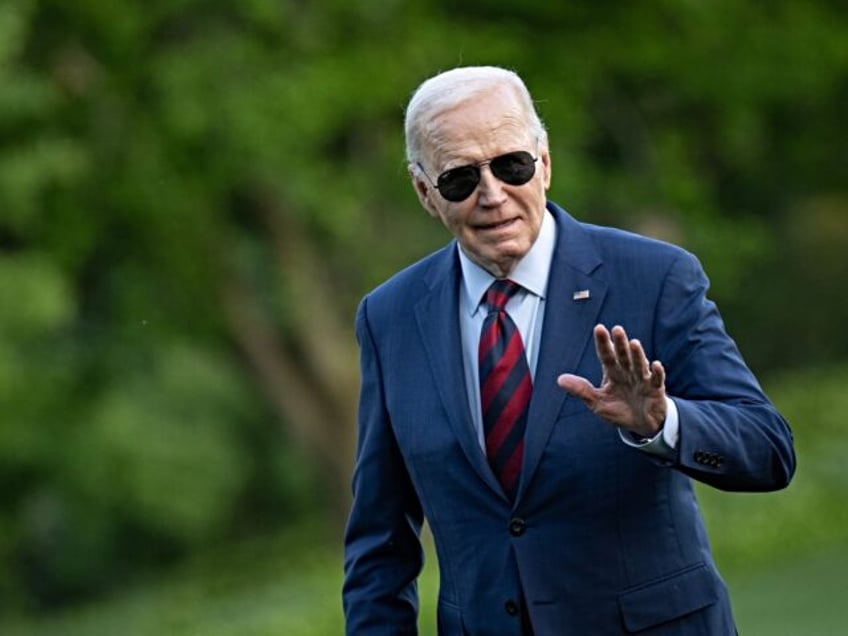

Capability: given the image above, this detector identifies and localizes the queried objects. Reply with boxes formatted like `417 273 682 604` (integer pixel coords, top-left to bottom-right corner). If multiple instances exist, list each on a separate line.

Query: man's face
412 86 551 278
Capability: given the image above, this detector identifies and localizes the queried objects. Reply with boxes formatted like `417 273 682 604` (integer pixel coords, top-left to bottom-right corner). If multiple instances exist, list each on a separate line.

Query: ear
409 165 440 219
539 148 552 191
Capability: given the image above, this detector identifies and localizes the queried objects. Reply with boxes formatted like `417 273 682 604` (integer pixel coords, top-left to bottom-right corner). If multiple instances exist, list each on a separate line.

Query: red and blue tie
479 279 532 499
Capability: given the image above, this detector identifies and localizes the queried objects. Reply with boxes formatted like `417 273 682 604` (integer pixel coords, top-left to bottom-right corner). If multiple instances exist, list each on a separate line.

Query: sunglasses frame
417 150 539 203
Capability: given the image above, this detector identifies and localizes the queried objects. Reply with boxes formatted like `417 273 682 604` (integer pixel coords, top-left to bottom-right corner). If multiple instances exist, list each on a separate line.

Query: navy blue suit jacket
343 202 795 635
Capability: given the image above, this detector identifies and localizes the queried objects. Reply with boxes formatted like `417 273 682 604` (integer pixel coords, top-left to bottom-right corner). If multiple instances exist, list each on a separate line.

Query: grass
728 548 848 635
1 524 845 636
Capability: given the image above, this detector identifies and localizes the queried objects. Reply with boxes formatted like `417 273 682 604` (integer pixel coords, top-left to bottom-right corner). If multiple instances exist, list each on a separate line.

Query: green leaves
73 343 249 544
0 253 73 337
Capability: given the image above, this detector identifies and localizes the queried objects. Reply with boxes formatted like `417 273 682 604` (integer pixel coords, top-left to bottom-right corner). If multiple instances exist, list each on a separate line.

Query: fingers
627 335 664 390
611 326 633 372
650 360 666 388
632 338 650 379
594 324 635 379
594 324 664 386
593 324 617 371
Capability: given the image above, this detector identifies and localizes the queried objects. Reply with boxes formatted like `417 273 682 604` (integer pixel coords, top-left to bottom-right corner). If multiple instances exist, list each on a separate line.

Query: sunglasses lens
490 151 537 185
437 166 480 202
434 151 538 202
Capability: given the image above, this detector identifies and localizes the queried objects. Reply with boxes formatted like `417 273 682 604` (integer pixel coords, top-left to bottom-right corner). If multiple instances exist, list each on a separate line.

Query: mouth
474 217 519 232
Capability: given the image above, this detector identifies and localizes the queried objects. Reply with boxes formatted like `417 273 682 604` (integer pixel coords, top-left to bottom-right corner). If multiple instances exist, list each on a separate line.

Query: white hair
404 66 547 166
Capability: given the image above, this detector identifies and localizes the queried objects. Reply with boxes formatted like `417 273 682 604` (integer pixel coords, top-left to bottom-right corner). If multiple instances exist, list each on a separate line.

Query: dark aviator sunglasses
418 150 538 202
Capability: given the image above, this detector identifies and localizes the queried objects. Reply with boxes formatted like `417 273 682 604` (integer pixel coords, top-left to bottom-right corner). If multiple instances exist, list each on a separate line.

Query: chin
493 242 530 262
485 252 526 276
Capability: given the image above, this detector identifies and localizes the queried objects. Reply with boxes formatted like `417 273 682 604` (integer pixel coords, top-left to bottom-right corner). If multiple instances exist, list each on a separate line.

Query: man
343 66 795 635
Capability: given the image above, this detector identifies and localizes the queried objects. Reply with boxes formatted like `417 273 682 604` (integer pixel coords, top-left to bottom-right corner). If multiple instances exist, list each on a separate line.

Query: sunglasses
418 150 538 202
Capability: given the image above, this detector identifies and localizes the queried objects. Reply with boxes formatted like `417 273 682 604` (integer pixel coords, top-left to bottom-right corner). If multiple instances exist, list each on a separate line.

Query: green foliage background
0 0 846 632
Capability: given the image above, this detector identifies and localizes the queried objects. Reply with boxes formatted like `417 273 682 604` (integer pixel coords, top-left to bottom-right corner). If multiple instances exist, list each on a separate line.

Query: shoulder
586 224 709 303
579 222 705 287
546 203 707 300
582 222 692 266
548 201 695 272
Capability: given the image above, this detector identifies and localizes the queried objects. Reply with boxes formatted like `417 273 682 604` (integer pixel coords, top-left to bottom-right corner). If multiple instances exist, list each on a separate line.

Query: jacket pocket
617 562 720 633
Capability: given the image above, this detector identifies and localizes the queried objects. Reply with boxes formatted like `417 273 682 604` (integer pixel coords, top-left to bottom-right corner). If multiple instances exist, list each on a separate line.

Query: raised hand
557 324 667 438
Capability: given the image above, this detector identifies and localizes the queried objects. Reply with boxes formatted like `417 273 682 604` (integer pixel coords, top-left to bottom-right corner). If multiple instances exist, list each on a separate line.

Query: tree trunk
221 193 359 517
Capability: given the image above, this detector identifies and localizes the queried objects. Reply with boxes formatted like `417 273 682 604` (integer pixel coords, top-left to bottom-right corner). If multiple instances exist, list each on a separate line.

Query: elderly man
343 66 795 635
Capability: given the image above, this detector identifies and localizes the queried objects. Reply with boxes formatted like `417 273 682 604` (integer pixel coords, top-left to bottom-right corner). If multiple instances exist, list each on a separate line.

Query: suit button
509 518 526 537
504 599 519 616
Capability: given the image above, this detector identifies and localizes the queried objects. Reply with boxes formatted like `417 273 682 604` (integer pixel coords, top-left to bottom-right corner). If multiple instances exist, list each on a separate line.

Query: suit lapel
517 204 607 502
415 244 506 499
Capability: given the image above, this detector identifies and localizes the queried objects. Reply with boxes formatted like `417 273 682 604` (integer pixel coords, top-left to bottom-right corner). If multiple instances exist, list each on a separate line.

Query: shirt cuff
618 397 679 459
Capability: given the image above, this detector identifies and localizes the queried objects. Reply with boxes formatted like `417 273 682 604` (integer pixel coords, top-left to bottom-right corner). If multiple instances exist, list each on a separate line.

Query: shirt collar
459 208 556 316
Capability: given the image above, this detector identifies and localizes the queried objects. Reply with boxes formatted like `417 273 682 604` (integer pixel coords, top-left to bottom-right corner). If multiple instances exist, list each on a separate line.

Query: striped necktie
478 279 532 499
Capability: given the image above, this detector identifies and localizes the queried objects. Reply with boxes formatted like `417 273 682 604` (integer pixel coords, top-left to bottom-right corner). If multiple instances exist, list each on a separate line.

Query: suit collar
543 200 603 275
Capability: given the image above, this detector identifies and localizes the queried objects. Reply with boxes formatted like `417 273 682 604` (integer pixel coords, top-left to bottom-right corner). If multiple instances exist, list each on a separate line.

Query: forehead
422 87 534 170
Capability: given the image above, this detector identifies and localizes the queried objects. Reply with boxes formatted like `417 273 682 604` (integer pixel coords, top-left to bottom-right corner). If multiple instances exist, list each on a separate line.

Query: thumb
557 373 597 403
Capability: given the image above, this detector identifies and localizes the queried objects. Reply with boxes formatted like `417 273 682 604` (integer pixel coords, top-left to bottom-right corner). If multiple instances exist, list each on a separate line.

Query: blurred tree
0 0 846 611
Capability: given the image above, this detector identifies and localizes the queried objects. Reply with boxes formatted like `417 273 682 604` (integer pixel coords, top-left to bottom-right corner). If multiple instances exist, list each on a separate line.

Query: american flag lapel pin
572 289 590 301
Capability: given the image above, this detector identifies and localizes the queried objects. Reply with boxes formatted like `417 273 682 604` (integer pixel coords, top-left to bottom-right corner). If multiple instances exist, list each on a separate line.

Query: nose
476 164 508 207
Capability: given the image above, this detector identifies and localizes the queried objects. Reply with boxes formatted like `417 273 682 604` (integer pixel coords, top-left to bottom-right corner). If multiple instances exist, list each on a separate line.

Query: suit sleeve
655 251 796 491
343 297 424 635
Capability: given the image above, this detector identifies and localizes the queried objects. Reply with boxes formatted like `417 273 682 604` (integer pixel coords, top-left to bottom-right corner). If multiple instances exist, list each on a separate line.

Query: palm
558 325 667 438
